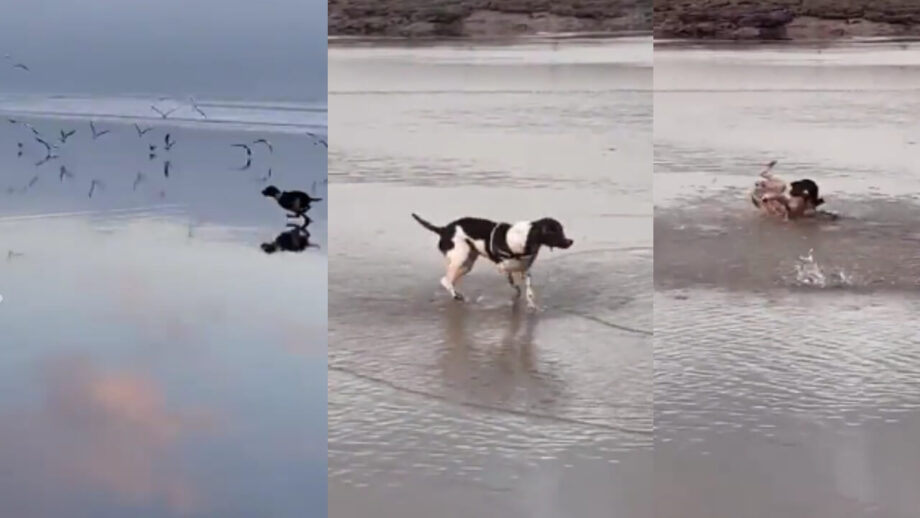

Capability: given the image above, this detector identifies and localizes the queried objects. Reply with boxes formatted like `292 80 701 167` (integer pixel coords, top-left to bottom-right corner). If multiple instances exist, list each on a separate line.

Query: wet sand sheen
655 41 920 517
0 104 327 517
329 38 652 517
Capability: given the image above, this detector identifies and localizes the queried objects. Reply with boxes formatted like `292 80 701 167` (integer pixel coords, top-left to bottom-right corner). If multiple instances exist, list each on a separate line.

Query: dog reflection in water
261 219 318 254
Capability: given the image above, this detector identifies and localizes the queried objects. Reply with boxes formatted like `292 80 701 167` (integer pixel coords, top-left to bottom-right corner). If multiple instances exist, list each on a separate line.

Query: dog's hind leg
441 242 476 301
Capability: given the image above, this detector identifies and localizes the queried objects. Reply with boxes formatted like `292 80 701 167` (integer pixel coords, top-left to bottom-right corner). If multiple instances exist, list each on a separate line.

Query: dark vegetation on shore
654 0 920 40
330 0 920 40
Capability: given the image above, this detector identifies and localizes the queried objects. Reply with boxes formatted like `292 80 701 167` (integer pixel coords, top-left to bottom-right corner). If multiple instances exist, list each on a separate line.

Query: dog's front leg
524 272 537 310
507 272 522 299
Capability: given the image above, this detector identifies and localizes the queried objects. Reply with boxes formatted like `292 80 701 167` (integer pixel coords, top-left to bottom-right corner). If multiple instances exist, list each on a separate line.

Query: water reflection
261 221 319 254
0 106 327 516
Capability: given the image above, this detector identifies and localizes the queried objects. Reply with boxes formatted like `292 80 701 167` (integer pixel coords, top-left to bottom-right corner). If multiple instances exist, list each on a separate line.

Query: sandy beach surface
328 36 652 517
655 40 920 517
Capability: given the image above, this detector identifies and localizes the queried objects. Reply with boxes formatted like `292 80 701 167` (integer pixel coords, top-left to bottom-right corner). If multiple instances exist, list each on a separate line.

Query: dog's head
532 218 573 250
789 179 824 207
261 185 281 198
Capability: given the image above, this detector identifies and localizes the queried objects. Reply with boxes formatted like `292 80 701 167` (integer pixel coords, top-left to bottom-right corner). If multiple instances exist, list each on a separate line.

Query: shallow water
329 37 652 517
0 98 327 517
655 41 920 517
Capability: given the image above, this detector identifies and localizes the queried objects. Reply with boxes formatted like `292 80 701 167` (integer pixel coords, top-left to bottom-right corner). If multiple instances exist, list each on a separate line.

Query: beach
0 95 327 517
654 40 920 517
328 37 652 517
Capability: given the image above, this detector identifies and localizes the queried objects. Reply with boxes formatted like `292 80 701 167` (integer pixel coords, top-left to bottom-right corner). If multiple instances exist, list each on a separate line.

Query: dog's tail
411 213 443 235
307 195 323 202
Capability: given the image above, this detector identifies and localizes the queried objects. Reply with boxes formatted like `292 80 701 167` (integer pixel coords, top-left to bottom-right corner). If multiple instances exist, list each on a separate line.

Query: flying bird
258 168 273 182
305 132 328 148
164 133 175 151
231 143 252 157
34 137 54 155
11 63 29 71
34 153 59 166
59 165 74 182
150 105 178 119
134 123 153 137
253 138 273 153
133 172 146 191
23 123 42 137
16 142 23 157
231 144 252 170
163 160 172 178
89 121 110 139
26 175 39 189
189 98 208 118
88 179 103 198
59 129 76 143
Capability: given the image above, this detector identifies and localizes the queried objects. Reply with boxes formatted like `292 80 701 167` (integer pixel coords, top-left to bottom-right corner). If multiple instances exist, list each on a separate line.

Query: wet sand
0 98 327 517
655 41 920 517
329 37 652 517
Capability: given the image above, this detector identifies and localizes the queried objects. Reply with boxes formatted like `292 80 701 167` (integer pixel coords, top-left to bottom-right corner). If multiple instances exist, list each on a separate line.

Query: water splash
794 249 855 288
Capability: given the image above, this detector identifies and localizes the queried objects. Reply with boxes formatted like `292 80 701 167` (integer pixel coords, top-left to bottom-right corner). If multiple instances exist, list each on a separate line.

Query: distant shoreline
328 31 651 46
654 1 920 41
328 1 652 38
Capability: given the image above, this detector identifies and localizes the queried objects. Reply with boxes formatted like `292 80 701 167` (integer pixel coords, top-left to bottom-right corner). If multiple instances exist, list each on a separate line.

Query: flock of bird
5 96 327 198
3 52 326 255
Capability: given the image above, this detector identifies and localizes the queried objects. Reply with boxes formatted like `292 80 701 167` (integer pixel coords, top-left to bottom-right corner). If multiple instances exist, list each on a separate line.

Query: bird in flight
59 165 74 182
164 133 175 151
23 123 42 138
11 63 29 71
34 153 59 167
150 105 178 119
26 175 39 189
88 179 104 198
134 123 153 137
133 172 146 191
231 143 253 170
163 160 172 178
305 132 328 148
189 97 208 118
253 138 273 153
59 129 76 143
34 136 54 155
89 121 110 140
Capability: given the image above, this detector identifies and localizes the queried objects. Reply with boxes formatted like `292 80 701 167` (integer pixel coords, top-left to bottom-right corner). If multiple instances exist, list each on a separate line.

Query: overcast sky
0 0 327 101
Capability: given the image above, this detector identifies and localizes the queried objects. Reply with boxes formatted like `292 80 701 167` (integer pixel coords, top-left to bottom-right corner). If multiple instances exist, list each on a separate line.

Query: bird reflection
261 221 317 254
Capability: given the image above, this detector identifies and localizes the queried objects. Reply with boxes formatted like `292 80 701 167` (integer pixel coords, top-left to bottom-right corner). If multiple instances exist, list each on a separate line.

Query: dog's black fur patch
789 179 824 207
411 213 572 263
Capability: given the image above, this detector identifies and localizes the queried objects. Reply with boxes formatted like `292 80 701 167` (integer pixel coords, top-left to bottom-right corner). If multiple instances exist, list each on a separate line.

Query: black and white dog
411 213 573 308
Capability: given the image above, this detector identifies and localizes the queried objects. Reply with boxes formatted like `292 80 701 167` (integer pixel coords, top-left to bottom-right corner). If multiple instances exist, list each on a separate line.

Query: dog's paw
452 293 465 302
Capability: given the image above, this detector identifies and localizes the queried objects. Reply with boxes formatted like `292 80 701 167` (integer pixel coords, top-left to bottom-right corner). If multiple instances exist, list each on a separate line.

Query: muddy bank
655 0 920 40
329 0 651 38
